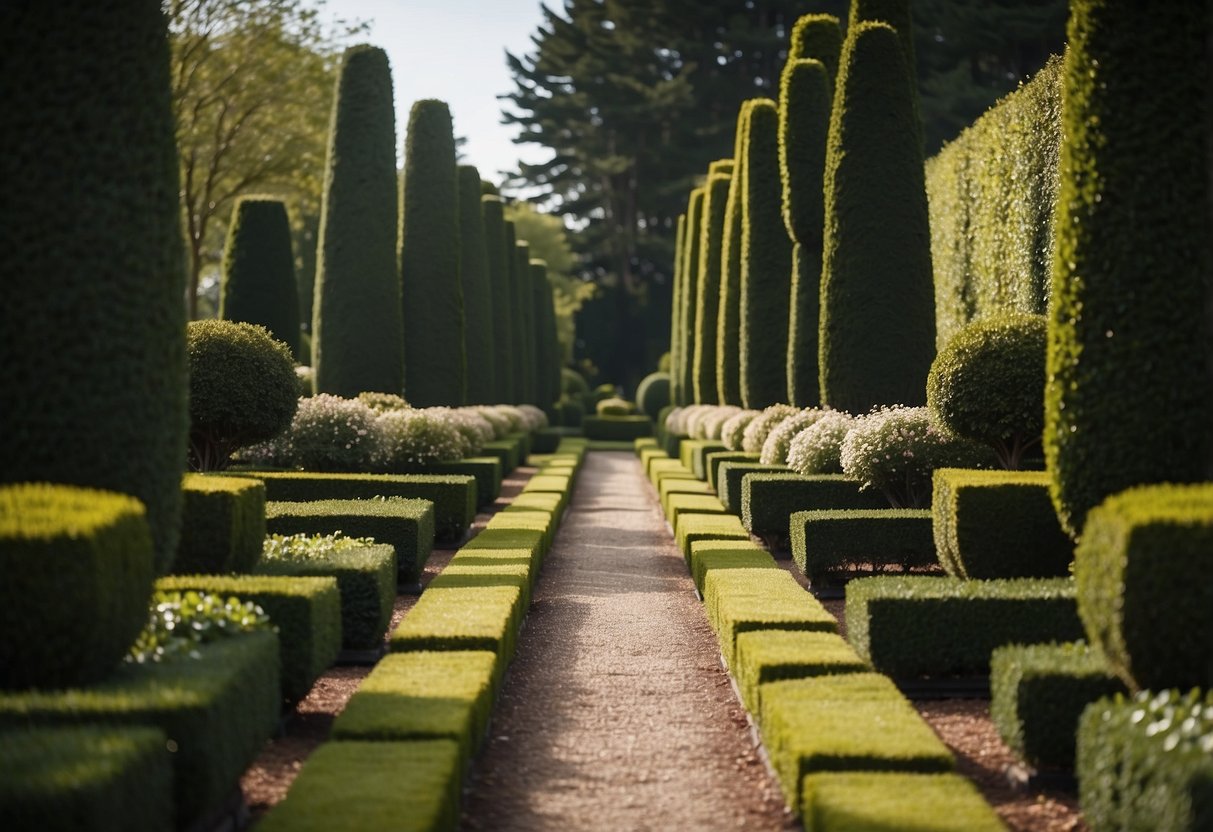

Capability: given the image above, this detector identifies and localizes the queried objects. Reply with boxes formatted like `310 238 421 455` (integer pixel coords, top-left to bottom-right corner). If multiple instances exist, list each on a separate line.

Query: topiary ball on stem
927 313 1047 469
187 321 298 471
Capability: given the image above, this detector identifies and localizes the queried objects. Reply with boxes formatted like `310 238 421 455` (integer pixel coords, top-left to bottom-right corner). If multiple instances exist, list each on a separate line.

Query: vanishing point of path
461 451 797 831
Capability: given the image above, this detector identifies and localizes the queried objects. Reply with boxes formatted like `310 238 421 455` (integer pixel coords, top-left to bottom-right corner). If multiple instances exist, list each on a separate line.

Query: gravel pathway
461 451 795 832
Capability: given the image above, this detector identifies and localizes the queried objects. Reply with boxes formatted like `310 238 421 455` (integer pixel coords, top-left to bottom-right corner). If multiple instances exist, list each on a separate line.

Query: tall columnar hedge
680 188 706 404
926 58 1061 349
693 169 732 405
818 22 935 413
503 221 520 403
482 197 513 403
789 13 843 77
313 45 403 397
530 261 556 409
739 100 793 410
0 1 188 566
400 99 464 406
513 241 534 404
848 0 918 134
716 101 755 407
1045 1 1212 538
457 165 495 404
670 213 687 405
219 197 301 360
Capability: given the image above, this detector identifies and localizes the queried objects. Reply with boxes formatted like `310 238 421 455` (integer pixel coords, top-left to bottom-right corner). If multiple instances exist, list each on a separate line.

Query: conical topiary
680 188 706 404
458 165 495 404
219 197 301 360
790 13 843 77
818 22 935 413
716 101 756 407
693 167 732 405
482 196 513 404
313 45 403 397
400 99 464 406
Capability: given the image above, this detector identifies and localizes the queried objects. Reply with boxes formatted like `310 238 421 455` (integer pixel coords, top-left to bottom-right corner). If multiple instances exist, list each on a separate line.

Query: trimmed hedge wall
801 772 1003 832
818 22 934 413
704 568 836 667
716 101 754 407
172 474 266 575
734 629 867 715
220 197 300 359
582 415 653 441
706 451 760 491
0 1 188 568
670 213 687 406
679 439 728 481
717 462 788 514
845 576 1083 677
742 473 886 541
693 171 731 404
688 540 774 596
790 509 934 583
932 468 1071 580
482 196 514 404
0 484 153 690
400 457 502 508
390 585 523 674
458 166 495 404
675 513 750 562
1045 1 1212 538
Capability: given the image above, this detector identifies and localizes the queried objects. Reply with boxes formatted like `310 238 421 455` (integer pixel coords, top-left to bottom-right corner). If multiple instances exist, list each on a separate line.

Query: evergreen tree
219 196 301 359
482 196 513 403
790 13 843 76
458 165 495 404
679 188 706 404
716 101 755 407
400 99 464 406
693 167 732 405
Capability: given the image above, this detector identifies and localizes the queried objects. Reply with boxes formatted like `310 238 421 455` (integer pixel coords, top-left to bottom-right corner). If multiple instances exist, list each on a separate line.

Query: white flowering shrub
720 409 761 450
700 405 742 440
241 393 381 472
787 410 856 475
687 405 728 439
663 406 686 435
424 408 491 456
376 409 464 469
491 405 526 433
839 406 995 508
674 404 711 437
357 392 410 412
295 365 315 397
474 406 512 439
760 408 826 464
741 404 799 453
517 404 549 430
456 408 497 443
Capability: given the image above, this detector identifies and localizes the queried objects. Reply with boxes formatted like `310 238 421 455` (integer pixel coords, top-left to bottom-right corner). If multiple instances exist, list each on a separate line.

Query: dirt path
460 451 796 832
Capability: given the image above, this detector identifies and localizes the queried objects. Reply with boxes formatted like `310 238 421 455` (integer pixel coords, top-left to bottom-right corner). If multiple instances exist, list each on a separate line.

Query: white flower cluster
242 393 381 471
697 405 742 440
760 408 827 465
516 404 549 431
376 408 465 467
741 404 799 453
425 407 494 456
721 409 761 450
787 410 856 475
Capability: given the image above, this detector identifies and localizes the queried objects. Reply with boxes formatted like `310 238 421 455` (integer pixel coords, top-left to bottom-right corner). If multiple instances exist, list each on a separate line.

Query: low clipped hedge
1075 483 1213 690
0 725 173 832
990 641 1125 769
704 568 836 667
675 513 750 562
484 509 556 557
790 509 935 583
234 471 474 542
932 468 1072 579
801 772 1004 832
706 451 760 491
265 498 435 584
582 415 653 441
688 540 775 595
389 585 523 682
760 674 954 809
734 630 867 715
480 437 523 474
1078 689 1213 832
658 478 713 515
666 492 729 526
647 457 692 485
506 492 564 518
717 462 788 513
256 543 396 650
158 575 341 703
0 483 153 690
741 473 886 541
173 474 266 575
460 529 545 573
258 739 462 832
0 631 280 828
679 439 728 480
845 576 1084 677
398 457 502 507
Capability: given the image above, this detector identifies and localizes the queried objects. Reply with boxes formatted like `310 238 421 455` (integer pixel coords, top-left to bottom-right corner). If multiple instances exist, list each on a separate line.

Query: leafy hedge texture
313 45 404 398
400 99 464 406
173 474 266 576
679 189 706 404
818 22 935 413
670 213 687 406
790 508 934 583
0 0 188 567
530 262 555 409
1044 2 1212 537
459 166 496 404
693 171 731 405
635 372 671 421
482 196 514 403
513 240 534 404
716 102 754 407
789 13 842 77
0 484 153 690
219 197 300 359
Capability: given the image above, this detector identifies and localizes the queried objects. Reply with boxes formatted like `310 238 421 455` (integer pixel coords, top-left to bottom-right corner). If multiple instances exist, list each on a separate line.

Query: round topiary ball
187 320 298 470
634 372 671 420
927 313 1047 469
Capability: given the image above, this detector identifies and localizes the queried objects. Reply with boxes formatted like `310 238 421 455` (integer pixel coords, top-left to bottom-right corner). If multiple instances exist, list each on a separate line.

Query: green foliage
483 197 514 402
0 632 280 828
670 212 687 406
187 320 298 472
596 397 635 416
928 313 1047 469
459 166 495 404
512 240 534 404
173 474 266 575
357 392 410 412
925 58 1061 348
530 262 557 408
1075 483 1213 691
693 171 731 404
932 468 1072 580
0 725 173 832
242 393 379 472
848 0 916 89
679 438 727 480
376 410 465 469
126 590 270 665
562 367 589 397
688 540 774 595
744 474 886 541
0 484 153 690
0 2 188 569
390 585 523 665
403 457 502 508
801 772 1004 832
790 508 934 583
313 44 403 398
990 641 1125 769
675 513 750 561
582 416 653 441
789 14 843 75
634 372 671 420
1045 2 1212 538
734 629 867 716
679 189 706 404
265 497 436 584
220 197 301 358
1078 689 1213 832
257 740 461 832
717 102 753 407
400 99 464 406
741 404 799 454
780 59 832 244
739 101 793 409
704 568 836 668
819 22 935 413
786 243 823 409
717 462 787 514
705 451 758 491
845 576 1083 677
786 410 854 475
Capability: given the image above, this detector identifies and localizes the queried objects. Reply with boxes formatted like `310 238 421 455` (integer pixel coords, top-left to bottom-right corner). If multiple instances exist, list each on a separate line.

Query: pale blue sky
328 0 553 187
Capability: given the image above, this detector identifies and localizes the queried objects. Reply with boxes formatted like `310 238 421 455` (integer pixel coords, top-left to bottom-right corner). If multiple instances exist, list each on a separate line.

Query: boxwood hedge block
331 651 496 765
735 630 867 715
676 513 750 562
718 462 788 513
258 739 461 832
990 641 1125 769
484 510 555 555
760 674 954 809
659 479 713 515
172 474 266 575
0 725 172 832
0 632 280 828
790 509 935 583
461 530 544 572
0 483 153 690
390 586 523 675
256 544 396 650
801 772 1004 832
399 458 502 507
679 439 728 480
705 569 836 666
1075 483 1213 691
506 492 563 517
706 451 761 491
647 457 689 483
1077 689 1213 832
582 415 654 441
845 576 1083 678
480 439 521 473
266 498 435 584
742 473 886 541
688 540 775 595
662 431 685 459
634 437 660 454
932 468 1072 580
237 472 473 543
431 562 533 610
158 575 340 703
667 493 729 526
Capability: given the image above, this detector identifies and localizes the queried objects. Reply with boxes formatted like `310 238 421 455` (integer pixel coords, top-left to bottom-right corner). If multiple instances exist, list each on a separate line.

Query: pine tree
482 196 513 403
458 165 495 404
219 196 301 359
